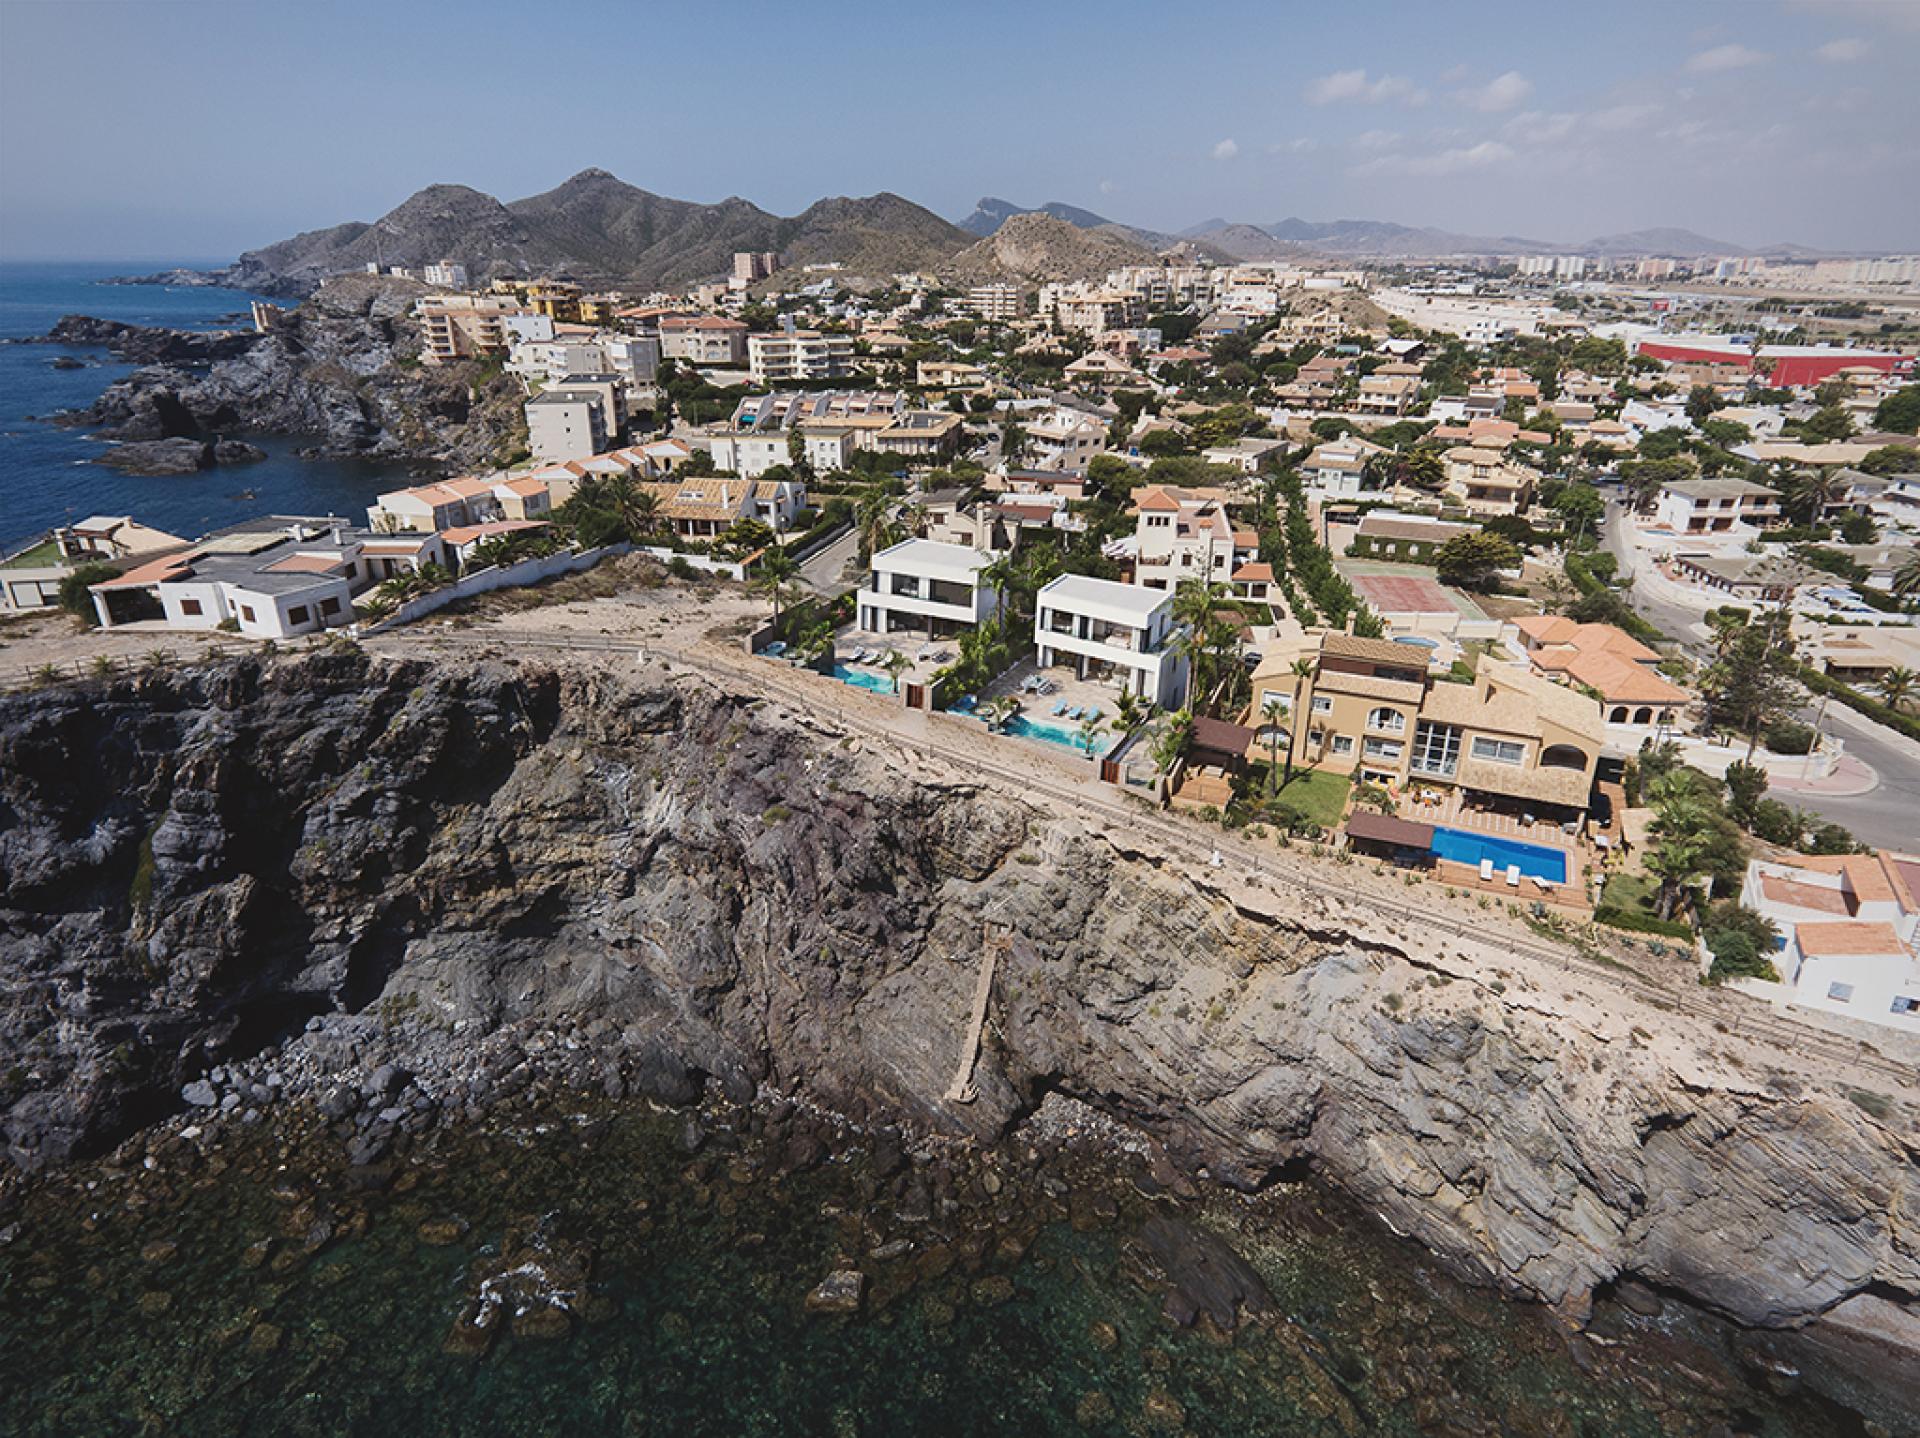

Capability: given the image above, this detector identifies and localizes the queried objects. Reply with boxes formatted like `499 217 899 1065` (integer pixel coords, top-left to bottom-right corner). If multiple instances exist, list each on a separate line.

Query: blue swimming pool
1002 713 1113 756
832 663 896 695
1428 825 1568 883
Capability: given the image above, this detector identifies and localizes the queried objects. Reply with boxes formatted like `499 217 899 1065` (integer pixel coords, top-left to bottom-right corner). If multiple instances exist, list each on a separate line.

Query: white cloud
1503 110 1577 143
1268 137 1319 155
1352 128 1402 151
1817 36 1869 61
1685 43 1768 73
1454 70 1533 113
1305 68 1424 105
1588 102 1662 132
1211 138 1239 161
1353 140 1515 177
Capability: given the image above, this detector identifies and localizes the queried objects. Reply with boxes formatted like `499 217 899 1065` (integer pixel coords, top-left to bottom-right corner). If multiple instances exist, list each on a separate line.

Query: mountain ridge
221 170 972 296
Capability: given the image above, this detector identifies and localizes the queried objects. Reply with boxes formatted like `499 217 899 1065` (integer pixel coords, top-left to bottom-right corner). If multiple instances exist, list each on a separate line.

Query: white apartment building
748 327 855 384
1034 574 1188 708
1651 478 1782 535
1022 407 1108 471
422 260 469 289
525 390 609 461
858 539 998 639
1740 850 1920 1030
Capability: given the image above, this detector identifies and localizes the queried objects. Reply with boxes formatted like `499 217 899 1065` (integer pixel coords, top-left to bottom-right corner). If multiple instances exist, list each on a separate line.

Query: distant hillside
221 169 971 296
958 197 1119 237
940 212 1160 286
1186 214 1816 260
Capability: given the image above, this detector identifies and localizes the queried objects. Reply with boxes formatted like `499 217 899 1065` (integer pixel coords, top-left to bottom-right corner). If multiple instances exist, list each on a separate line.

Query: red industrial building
1633 337 1914 388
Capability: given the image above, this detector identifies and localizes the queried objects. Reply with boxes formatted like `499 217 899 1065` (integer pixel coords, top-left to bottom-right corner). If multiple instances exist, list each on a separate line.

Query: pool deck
1397 787 1596 910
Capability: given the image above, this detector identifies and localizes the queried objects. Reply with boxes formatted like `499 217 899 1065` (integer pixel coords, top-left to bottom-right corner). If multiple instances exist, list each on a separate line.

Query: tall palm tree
1646 831 1705 922
1260 697 1286 798
1782 469 1845 527
1878 665 1917 715
750 548 800 624
979 552 1021 623
1285 657 1314 784
880 649 911 694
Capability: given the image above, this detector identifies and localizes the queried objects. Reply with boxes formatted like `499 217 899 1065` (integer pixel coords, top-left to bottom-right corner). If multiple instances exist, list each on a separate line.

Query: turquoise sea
0 261 411 551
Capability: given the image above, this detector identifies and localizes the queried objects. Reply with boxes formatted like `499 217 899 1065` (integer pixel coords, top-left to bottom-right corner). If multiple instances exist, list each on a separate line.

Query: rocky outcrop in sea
0 651 1913 1383
45 275 528 471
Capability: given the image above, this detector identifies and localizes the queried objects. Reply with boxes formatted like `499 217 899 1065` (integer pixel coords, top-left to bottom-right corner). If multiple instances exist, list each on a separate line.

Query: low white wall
634 546 747 581
363 543 632 632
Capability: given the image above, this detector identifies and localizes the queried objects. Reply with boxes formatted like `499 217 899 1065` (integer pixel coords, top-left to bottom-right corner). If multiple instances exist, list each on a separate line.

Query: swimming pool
831 663 896 695
1428 825 1568 883
1002 713 1113 756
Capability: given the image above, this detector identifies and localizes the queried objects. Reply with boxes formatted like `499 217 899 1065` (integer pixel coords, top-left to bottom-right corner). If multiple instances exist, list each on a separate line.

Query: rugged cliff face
1 654 1914 1341
55 276 527 470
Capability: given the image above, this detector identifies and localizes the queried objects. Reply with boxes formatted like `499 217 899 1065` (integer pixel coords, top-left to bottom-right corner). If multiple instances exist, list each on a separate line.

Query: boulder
804 1269 865 1315
96 438 212 475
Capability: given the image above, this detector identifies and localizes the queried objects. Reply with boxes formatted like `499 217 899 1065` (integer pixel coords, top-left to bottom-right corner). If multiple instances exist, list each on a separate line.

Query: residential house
1510 616 1689 730
1651 477 1781 534
1740 850 1920 1029
642 475 808 539
1442 446 1535 517
1282 633 1605 818
1671 551 1821 603
1062 350 1138 388
1200 436 1288 475
1301 436 1386 497
1129 485 1258 592
916 359 988 391
1023 407 1109 471
367 476 552 535
873 410 967 466
1355 374 1420 416
1033 573 1189 708
87 517 439 639
858 538 998 638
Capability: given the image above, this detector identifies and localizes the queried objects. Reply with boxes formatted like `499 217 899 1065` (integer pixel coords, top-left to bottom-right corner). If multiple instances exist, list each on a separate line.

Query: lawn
1 538 62 569
1249 767 1352 829
1598 870 1661 916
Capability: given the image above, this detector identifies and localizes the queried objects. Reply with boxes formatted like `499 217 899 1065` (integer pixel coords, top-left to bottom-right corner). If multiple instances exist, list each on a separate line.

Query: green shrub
1762 719 1816 755
1593 905 1693 940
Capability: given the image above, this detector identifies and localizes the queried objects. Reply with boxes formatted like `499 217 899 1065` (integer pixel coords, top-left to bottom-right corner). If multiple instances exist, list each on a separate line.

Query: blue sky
2 0 1916 260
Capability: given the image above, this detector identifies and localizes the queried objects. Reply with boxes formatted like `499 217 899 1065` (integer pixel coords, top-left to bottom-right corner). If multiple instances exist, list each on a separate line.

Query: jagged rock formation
940 213 1161 286
214 169 971 296
57 275 527 469
0 653 1914 1344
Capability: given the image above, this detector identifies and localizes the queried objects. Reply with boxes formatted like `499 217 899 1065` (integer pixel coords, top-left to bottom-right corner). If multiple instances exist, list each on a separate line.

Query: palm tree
1077 714 1102 757
1646 831 1705 922
1781 469 1845 527
855 487 898 561
1894 551 1920 599
880 649 911 694
1878 665 1917 715
750 548 800 625
1284 657 1314 784
1260 697 1286 798
979 552 1021 622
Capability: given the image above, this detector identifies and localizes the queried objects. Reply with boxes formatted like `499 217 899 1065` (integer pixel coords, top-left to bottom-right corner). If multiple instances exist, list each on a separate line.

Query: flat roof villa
1033 574 1188 708
1741 850 1920 1030
858 539 998 638
1652 478 1781 535
87 516 438 640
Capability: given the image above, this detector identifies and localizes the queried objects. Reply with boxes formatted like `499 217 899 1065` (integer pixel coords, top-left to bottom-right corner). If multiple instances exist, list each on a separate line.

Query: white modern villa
1033 573 1188 708
858 539 999 638
1739 850 1920 1030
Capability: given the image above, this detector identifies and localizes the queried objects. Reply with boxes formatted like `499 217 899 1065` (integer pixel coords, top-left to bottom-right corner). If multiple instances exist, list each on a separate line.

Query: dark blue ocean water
0 261 410 551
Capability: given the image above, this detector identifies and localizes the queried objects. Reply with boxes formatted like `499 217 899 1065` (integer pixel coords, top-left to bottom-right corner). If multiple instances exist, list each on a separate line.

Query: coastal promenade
369 620 1918 1096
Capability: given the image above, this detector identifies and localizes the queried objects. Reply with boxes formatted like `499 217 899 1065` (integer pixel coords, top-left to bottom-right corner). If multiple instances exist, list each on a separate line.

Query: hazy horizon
3 0 1917 261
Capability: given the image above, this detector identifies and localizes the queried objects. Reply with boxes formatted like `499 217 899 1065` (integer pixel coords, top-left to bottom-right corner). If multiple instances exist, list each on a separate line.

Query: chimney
1344 612 1357 635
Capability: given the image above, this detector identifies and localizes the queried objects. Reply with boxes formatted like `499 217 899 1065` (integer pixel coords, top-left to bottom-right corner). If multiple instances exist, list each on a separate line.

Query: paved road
1600 501 1711 648
1786 701 1920 851
797 525 860 598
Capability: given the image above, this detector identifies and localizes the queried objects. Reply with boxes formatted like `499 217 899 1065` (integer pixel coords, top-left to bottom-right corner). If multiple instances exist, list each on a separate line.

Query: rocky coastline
35 275 527 472
1 650 1915 1426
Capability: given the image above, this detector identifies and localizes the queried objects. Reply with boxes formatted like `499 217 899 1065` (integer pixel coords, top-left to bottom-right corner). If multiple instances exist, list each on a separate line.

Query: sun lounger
1068 707 1083 721
1505 863 1521 887
1478 858 1494 881
763 641 786 658
1532 875 1558 892
1052 700 1068 716
1086 708 1101 722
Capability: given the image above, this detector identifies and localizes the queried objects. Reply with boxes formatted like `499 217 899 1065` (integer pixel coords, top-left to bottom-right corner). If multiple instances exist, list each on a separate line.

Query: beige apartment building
1051 291 1145 336
659 315 750 367
1256 634 1604 818
966 283 1024 321
416 295 528 365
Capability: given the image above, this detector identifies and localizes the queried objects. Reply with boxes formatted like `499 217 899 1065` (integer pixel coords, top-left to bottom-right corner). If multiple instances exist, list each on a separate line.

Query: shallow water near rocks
0 1100 1881 1436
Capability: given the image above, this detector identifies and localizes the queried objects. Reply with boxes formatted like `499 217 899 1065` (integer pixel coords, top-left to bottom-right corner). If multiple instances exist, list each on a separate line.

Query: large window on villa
1366 706 1406 733
1471 736 1528 766
1363 737 1404 760
1311 695 1333 714
1539 743 1588 771
1329 734 1355 756
1409 721 1460 778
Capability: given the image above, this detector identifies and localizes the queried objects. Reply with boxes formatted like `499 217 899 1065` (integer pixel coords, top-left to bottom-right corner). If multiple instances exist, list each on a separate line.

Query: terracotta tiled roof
1795 921 1908 958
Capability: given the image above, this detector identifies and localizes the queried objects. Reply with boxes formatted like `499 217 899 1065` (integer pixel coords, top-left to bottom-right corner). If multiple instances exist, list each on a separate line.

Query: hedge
1798 663 1920 744
1593 905 1694 940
